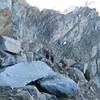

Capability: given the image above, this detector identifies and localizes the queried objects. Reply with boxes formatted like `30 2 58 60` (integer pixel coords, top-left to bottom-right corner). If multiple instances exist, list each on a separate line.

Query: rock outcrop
0 61 55 87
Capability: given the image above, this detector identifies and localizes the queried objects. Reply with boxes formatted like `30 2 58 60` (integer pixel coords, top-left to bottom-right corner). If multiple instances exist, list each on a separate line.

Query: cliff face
0 0 100 99
0 0 100 81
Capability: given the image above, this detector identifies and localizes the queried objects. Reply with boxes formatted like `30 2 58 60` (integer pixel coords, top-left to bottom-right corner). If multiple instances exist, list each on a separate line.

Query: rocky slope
0 0 100 100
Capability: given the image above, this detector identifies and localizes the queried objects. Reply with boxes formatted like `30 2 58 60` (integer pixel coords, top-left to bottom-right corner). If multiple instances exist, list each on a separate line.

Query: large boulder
0 49 26 68
0 61 55 87
34 74 80 98
0 36 22 54
1 53 27 68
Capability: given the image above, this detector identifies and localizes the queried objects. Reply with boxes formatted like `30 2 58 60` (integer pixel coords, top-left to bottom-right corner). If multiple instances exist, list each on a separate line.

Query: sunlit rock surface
0 61 55 87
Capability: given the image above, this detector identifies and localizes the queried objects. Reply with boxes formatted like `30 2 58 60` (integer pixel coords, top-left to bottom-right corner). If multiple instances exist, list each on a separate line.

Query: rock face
0 85 57 100
0 0 16 37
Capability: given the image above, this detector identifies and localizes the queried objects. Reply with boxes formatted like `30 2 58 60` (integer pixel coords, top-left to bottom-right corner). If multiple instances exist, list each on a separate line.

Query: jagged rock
0 49 27 68
0 85 58 100
0 35 22 67
0 36 21 54
11 0 40 41
17 86 57 100
0 86 35 100
0 50 16 67
17 86 46 100
34 74 80 98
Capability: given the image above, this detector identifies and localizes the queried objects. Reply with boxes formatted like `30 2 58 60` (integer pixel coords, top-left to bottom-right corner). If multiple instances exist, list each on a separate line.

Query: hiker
50 49 54 63
43 48 54 63
43 48 49 59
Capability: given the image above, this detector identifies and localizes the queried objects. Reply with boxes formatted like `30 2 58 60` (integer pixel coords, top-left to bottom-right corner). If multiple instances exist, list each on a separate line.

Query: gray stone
0 61 55 87
18 86 44 100
0 49 27 68
0 36 22 54
36 74 80 98
0 85 57 100
0 86 34 100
